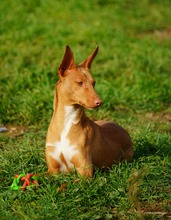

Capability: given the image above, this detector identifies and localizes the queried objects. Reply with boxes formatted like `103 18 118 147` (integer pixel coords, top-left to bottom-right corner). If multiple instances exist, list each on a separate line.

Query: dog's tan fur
46 46 133 177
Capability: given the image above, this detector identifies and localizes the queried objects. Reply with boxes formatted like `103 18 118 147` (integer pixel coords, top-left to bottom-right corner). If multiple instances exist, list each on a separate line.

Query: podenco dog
46 46 133 177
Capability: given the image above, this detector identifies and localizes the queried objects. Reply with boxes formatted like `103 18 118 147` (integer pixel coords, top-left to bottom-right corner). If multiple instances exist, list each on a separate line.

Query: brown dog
46 46 133 177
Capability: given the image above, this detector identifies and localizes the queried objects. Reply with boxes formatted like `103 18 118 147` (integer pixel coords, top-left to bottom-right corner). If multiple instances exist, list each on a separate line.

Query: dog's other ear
58 45 75 78
79 46 99 69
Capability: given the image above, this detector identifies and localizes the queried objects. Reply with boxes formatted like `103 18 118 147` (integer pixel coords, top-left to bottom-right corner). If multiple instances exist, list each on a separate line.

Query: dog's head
56 45 102 109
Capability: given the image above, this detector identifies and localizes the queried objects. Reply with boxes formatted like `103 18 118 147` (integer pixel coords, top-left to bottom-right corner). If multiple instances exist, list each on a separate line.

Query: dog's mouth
79 101 100 110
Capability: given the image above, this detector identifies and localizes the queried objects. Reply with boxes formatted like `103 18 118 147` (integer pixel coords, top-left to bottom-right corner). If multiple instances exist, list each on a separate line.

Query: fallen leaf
57 183 67 192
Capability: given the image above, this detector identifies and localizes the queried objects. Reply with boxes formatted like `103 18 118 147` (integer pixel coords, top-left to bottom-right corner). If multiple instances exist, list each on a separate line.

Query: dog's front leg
76 165 93 178
71 154 93 178
46 147 60 174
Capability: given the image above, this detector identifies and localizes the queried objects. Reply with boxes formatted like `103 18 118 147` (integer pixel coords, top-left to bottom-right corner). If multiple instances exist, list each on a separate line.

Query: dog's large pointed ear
79 46 99 69
58 45 75 78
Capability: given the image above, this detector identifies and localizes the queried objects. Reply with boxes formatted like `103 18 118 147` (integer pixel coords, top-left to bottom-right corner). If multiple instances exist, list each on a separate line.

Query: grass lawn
0 0 171 219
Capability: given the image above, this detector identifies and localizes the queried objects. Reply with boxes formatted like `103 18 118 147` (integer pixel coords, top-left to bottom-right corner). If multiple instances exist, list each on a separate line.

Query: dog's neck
53 103 84 125
50 88 86 136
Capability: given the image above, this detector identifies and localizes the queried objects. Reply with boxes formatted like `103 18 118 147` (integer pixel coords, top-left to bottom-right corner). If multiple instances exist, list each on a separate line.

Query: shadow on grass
133 136 171 160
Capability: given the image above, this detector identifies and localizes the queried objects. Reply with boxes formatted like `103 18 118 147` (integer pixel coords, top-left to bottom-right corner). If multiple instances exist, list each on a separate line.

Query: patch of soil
138 29 171 39
142 201 171 212
141 201 171 218
145 112 171 123
0 125 28 137
154 29 171 39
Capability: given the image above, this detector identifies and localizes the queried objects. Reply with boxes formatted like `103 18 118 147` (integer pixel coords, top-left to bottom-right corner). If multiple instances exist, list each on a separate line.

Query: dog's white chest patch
46 106 79 171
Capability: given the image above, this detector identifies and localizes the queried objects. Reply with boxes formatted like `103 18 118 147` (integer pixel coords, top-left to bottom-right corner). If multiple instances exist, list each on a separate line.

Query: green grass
0 0 171 219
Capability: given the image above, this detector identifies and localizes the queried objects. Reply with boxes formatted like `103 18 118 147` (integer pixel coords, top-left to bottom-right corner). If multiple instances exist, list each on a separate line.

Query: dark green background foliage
0 0 171 219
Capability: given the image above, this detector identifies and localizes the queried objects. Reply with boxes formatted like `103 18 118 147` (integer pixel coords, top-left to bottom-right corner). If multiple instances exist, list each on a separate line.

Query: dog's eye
77 81 83 86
